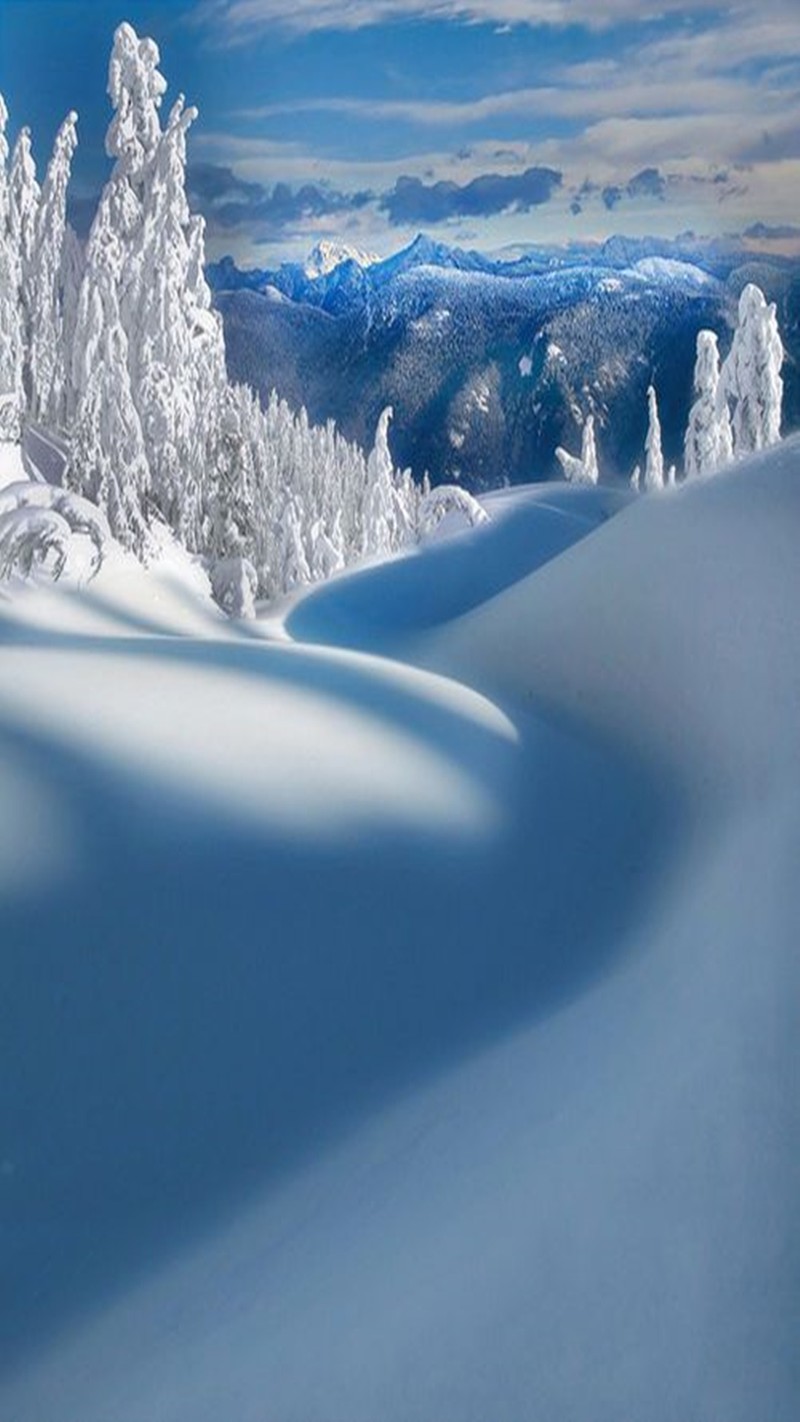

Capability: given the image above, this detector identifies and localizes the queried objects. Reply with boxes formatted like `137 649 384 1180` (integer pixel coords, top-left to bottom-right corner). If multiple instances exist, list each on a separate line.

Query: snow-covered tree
209 555 257 619
59 221 85 386
722 283 784 456
128 96 227 536
643 385 664 492
555 413 599 485
684 330 733 478
9 127 40 302
6 125 40 421
67 25 231 554
280 497 312 592
363 407 401 556
28 111 78 427
106 22 166 189
0 94 24 438
66 318 151 555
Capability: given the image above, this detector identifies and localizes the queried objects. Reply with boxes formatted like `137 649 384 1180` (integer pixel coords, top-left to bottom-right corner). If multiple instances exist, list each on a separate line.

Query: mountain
207 236 800 490
303 239 381 279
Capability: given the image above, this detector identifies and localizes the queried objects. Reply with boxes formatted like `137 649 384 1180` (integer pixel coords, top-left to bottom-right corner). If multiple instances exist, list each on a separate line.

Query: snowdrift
0 441 798 1421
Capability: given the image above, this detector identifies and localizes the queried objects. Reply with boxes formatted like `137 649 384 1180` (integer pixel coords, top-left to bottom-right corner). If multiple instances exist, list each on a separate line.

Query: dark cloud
599 168 664 212
381 166 562 225
744 221 800 240
186 163 372 237
626 167 666 201
739 128 800 162
186 162 263 207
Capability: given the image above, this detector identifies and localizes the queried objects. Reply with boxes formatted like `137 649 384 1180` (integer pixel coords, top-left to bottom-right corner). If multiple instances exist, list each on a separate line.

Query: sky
1 0 799 267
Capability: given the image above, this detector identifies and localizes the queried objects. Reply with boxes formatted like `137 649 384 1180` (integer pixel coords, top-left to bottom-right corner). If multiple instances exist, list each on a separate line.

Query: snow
304 239 381 279
0 438 24 489
633 256 714 287
0 440 798 1421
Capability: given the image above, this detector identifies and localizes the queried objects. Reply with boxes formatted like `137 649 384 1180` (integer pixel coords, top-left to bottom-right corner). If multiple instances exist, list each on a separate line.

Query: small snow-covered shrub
209 556 258 620
0 479 112 584
0 503 70 581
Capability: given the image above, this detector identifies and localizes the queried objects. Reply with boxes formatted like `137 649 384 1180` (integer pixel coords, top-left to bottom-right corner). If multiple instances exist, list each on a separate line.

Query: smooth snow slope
1 445 798 1421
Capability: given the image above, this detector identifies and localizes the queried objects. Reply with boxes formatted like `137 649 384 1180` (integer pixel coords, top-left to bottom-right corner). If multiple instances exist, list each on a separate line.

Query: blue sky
1 0 799 265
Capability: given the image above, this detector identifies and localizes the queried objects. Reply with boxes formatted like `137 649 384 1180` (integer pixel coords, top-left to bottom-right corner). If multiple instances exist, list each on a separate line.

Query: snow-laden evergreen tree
65 135 152 556
130 94 227 535
0 94 24 438
9 127 40 302
280 497 312 592
363 407 401 557
684 330 733 479
106 22 166 195
68 24 231 553
59 222 85 386
68 31 160 437
7 126 40 417
67 317 151 555
555 414 599 484
28 112 78 427
643 385 664 492
722 283 784 456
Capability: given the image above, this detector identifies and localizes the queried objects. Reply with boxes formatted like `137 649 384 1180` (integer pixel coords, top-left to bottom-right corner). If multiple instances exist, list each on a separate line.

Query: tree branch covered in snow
418 484 489 539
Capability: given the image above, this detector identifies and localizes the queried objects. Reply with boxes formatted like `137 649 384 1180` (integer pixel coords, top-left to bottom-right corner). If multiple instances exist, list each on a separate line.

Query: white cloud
197 0 795 41
233 73 776 129
191 0 800 260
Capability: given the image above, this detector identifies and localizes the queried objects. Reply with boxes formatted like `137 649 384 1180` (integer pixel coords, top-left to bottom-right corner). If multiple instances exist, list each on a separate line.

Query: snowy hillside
1 437 798 1420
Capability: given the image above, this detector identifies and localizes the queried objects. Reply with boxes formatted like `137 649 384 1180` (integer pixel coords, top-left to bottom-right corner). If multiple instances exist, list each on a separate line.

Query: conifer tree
555 413 599 484
8 127 40 410
684 330 733 478
0 95 24 438
28 112 78 426
644 385 664 492
722 283 784 456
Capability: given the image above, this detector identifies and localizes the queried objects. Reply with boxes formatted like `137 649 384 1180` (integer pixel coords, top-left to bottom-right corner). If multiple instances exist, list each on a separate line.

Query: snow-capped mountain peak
303 240 381 279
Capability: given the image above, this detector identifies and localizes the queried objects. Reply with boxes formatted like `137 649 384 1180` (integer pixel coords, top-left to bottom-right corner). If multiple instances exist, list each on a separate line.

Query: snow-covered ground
1 440 798 1420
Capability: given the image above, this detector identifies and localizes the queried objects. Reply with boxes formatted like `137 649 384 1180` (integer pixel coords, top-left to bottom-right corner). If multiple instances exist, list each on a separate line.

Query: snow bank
288 480 629 652
0 442 797 1421
418 435 800 806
